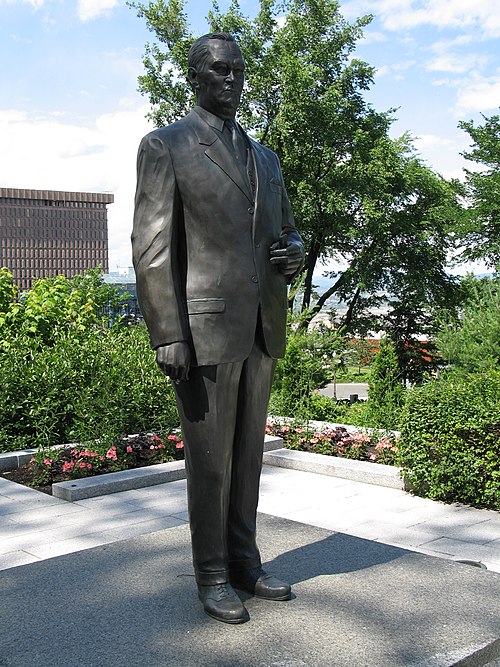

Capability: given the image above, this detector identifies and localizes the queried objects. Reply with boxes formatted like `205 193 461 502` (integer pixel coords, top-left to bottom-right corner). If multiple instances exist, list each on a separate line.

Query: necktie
224 120 247 163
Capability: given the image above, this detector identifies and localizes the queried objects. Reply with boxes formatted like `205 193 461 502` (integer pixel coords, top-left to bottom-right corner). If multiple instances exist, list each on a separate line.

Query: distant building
103 267 140 317
0 187 113 291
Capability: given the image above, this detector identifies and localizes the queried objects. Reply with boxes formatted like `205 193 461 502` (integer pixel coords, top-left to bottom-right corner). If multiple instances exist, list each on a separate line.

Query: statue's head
188 33 245 120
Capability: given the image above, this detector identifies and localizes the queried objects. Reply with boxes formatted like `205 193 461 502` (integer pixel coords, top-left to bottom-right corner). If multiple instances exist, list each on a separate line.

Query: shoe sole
231 584 292 601
203 608 247 624
254 592 292 601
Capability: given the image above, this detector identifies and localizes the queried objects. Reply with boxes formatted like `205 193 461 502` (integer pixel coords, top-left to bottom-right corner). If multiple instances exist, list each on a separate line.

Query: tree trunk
340 286 361 333
301 241 321 311
298 270 348 331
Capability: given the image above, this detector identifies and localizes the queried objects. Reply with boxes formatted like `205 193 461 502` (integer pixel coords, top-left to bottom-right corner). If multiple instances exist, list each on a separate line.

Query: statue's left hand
156 341 191 384
269 240 304 277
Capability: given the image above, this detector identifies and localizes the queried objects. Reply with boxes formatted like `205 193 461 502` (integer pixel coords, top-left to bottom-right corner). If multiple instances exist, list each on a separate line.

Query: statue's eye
213 64 230 76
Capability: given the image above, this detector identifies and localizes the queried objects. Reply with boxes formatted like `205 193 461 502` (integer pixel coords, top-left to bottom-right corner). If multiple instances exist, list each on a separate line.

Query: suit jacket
131 109 303 366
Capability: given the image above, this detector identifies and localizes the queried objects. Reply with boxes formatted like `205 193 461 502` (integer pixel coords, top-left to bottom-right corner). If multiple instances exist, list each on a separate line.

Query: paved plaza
0 463 499 573
1 462 499 666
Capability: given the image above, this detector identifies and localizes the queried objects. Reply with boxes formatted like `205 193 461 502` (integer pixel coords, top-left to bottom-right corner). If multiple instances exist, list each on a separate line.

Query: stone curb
52 459 187 501
262 448 404 489
0 449 37 472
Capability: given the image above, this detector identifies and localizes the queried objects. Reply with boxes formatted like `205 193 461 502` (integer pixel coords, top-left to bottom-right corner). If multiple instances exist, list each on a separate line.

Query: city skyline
1 0 499 275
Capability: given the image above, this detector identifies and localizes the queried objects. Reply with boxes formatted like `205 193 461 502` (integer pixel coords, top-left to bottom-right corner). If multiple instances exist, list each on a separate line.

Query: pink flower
176 441 184 450
106 446 117 460
167 434 180 442
78 462 87 469
62 461 75 473
376 438 393 450
30 457 36 463
150 444 155 450
126 445 133 453
151 434 163 443
43 458 53 465
86 463 92 469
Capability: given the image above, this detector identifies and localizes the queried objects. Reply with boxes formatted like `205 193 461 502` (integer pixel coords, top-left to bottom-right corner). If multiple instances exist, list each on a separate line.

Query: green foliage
399 371 500 509
0 268 18 320
0 268 128 348
456 111 500 269
437 276 500 373
0 271 178 453
0 325 179 453
270 322 346 418
364 339 404 429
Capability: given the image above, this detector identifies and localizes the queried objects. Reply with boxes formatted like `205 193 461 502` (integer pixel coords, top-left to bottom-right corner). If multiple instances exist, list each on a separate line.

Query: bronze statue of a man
132 32 304 624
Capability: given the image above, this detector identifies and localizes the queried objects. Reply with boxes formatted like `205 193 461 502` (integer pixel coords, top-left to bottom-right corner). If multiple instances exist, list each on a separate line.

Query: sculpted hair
187 32 237 72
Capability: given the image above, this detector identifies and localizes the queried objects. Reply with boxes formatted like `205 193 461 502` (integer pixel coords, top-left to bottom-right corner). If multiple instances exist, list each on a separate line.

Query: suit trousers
173 334 276 586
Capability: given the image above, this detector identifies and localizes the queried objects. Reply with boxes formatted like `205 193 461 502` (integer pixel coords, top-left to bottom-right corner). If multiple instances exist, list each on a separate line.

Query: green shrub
399 371 500 509
437 276 500 373
364 339 405 429
0 269 179 453
0 325 178 452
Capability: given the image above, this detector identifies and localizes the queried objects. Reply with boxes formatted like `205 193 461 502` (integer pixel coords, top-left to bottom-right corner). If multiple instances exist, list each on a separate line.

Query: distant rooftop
0 187 114 204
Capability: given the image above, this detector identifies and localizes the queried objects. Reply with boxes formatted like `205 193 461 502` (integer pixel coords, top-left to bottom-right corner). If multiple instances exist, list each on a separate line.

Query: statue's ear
188 67 199 92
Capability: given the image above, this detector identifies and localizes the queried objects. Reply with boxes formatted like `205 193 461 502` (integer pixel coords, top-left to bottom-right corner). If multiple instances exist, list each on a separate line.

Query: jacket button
251 275 258 283
248 206 255 214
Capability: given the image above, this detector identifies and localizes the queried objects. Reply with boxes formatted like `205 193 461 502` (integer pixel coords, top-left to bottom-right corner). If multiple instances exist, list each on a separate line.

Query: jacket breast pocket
187 298 226 315
269 178 282 194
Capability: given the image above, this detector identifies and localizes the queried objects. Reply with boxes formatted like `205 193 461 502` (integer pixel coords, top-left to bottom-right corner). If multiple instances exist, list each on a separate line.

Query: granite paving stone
28 514 187 560
0 515 498 667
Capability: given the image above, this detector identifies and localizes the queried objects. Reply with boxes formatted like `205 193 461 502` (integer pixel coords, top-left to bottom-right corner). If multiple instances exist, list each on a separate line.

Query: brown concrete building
0 188 113 291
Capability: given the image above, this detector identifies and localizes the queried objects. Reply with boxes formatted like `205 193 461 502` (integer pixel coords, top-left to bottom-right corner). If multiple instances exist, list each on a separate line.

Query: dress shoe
197 583 247 624
230 567 291 601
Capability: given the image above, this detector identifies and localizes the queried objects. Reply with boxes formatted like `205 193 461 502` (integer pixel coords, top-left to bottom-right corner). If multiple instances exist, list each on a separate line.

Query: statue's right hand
156 342 191 383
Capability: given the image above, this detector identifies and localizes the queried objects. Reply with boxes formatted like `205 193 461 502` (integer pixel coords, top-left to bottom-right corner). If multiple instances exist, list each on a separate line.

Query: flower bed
1 421 400 496
2 432 185 493
266 419 399 466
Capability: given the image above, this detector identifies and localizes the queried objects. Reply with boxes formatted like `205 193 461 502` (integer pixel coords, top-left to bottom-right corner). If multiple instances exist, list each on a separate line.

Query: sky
1 0 499 274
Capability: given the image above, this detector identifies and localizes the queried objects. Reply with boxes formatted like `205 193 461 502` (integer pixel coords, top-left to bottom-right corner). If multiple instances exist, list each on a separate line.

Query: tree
365 338 405 429
130 0 461 333
436 276 500 373
456 110 500 270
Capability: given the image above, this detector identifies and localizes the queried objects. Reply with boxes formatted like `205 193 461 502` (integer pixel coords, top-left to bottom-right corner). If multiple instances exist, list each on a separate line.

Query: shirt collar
194 106 226 132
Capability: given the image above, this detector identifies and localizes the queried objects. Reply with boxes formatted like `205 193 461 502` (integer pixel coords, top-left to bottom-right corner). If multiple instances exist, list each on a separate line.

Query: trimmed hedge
399 371 500 509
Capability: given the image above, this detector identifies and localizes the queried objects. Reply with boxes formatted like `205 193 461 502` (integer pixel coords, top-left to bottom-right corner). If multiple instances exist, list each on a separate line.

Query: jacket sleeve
278 156 305 280
131 131 189 350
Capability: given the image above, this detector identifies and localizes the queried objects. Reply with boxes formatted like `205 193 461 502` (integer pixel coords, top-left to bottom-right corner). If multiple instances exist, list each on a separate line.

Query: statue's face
190 40 245 119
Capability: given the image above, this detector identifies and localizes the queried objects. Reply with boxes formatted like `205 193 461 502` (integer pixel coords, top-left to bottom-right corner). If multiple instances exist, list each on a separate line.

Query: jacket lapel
187 111 253 203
